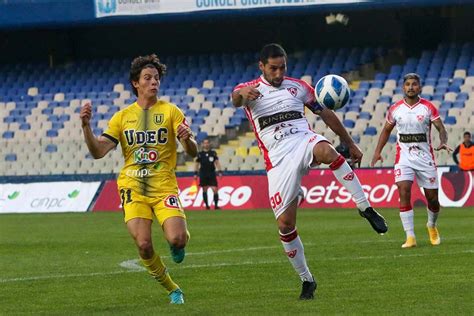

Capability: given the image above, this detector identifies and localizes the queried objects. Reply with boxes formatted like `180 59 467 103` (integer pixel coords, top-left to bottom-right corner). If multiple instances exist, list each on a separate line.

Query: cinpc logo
134 147 158 164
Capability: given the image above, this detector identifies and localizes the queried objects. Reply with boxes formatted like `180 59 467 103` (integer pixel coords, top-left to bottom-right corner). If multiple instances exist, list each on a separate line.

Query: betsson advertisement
93 168 474 211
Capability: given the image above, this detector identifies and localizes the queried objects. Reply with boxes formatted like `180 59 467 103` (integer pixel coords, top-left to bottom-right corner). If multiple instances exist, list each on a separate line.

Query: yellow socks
141 252 179 293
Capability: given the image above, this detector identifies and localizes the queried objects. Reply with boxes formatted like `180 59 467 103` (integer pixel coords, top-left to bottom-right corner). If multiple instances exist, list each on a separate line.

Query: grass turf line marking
1 249 472 283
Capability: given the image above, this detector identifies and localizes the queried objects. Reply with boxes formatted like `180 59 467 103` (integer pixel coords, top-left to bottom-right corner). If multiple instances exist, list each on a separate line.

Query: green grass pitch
1 208 473 315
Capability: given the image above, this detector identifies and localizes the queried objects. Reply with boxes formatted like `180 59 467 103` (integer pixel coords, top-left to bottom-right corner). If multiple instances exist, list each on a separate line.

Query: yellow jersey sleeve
103 111 122 144
171 106 186 136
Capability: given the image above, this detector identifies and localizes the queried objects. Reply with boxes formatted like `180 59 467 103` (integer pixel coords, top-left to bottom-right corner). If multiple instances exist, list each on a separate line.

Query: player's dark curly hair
129 54 167 97
259 43 287 65
403 73 421 84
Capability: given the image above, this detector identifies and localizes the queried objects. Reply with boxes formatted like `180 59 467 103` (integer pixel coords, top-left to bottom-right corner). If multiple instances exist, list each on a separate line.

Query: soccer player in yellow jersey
80 54 197 304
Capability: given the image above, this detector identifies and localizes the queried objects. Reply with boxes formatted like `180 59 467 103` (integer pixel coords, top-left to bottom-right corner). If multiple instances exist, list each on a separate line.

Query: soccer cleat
401 236 417 248
214 206 221 210
169 289 184 304
427 225 441 245
169 245 185 264
299 280 317 300
359 207 388 234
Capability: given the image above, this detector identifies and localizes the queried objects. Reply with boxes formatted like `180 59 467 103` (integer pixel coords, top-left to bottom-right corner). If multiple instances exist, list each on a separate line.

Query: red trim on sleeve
233 77 265 92
420 98 440 121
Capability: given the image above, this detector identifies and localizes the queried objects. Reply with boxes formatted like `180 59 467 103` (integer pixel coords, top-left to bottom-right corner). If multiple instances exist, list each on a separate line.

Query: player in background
80 54 197 304
371 73 451 248
194 139 223 210
452 131 474 171
232 43 388 300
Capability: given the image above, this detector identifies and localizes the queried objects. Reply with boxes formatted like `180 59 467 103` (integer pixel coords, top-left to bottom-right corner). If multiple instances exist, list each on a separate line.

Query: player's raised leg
277 198 317 300
424 188 441 245
126 218 183 303
313 142 388 234
397 181 417 248
163 216 189 264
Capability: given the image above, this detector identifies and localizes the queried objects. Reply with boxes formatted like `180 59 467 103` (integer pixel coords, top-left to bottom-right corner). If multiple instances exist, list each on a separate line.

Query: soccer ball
314 75 350 110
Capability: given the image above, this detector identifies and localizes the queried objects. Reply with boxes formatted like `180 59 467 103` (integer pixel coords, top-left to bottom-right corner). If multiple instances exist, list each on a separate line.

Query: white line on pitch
1 249 472 284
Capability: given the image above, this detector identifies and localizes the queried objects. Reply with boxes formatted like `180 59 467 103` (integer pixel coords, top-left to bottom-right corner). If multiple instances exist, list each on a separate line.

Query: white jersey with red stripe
233 75 320 171
386 97 440 169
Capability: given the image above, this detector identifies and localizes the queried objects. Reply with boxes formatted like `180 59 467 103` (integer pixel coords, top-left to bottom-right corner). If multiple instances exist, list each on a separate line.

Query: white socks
329 155 370 211
399 208 415 237
427 208 439 228
280 228 313 282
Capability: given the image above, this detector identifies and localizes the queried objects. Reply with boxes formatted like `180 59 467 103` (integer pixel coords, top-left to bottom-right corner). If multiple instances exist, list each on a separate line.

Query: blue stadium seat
46 129 58 137
5 153 17 161
19 123 31 130
2 131 14 139
343 119 355 128
45 144 58 153
363 126 378 136
359 112 371 120
444 116 457 125
196 131 208 143
388 134 397 144
197 109 210 117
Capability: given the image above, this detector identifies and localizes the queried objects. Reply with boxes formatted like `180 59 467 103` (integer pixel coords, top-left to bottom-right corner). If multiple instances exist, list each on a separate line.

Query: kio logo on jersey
134 147 158 164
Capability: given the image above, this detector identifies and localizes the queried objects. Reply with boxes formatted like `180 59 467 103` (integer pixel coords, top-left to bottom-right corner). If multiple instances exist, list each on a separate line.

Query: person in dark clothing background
453 131 474 171
194 139 223 209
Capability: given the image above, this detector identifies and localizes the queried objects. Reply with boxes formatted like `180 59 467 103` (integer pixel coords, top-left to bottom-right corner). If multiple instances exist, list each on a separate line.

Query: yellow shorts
119 188 186 225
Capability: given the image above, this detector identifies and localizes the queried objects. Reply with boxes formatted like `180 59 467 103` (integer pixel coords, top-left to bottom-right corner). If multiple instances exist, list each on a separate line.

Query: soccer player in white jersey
232 43 388 300
371 73 451 248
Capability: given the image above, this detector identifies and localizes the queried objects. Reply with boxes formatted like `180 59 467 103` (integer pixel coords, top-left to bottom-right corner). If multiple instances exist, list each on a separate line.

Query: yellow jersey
103 100 186 197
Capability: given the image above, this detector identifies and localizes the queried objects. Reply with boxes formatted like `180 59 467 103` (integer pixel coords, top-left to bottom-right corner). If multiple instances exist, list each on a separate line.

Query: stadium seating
2 43 472 174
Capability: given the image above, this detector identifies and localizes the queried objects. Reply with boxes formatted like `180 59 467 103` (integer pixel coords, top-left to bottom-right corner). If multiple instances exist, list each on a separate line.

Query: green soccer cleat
169 289 184 304
169 245 185 264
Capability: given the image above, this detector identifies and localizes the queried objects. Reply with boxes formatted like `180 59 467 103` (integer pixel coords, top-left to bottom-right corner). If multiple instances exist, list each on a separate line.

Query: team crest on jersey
287 87 298 97
343 172 355 181
429 177 436 184
165 195 180 209
286 249 297 258
154 114 164 125
417 115 424 122
395 169 401 177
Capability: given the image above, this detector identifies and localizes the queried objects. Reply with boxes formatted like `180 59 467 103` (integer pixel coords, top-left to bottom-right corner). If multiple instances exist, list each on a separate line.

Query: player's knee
277 219 295 234
313 142 339 165
136 238 153 255
168 233 187 249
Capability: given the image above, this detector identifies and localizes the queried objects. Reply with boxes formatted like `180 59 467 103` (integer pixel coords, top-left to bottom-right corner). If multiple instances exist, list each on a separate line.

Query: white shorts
394 164 438 189
267 133 329 219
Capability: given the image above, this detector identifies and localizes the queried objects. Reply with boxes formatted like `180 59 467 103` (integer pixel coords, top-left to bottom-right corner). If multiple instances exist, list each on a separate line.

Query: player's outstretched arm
231 84 261 107
432 118 453 152
80 103 116 159
370 122 394 167
178 124 198 157
318 108 364 165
